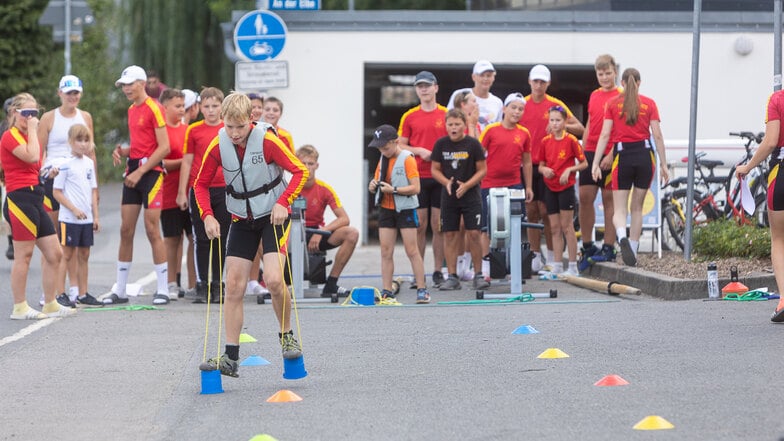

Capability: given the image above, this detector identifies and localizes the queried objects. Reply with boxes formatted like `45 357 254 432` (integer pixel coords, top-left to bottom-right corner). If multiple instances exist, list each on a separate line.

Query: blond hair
9 93 37 125
200 87 224 103
594 54 617 72
296 144 319 161
220 92 251 122
68 123 92 144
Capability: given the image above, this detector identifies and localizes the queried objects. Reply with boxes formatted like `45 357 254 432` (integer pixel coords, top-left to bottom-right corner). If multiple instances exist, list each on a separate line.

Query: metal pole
64 0 71 75
348 0 355 11
683 0 701 261
775 0 782 91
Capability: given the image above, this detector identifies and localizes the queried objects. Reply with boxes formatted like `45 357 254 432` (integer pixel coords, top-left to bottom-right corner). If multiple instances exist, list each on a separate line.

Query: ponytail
621 68 641 126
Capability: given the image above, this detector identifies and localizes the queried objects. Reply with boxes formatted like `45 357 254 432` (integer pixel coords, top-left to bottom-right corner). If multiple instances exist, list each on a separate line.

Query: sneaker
76 293 103 307
208 281 224 304
10 307 46 320
381 289 396 300
45 305 77 318
439 274 461 291
531 257 544 274
280 331 302 359
473 274 491 290
558 268 580 278
103 293 129 305
432 271 445 288
178 287 185 298
538 271 558 281
408 281 418 290
619 238 637 267
416 288 431 304
588 244 616 263
201 353 239 378
322 285 350 298
167 283 180 300
56 293 77 309
578 244 599 272
152 293 170 305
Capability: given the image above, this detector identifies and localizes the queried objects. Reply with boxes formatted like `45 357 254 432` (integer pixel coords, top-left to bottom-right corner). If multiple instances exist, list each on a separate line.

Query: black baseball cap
369 124 398 148
413 71 437 85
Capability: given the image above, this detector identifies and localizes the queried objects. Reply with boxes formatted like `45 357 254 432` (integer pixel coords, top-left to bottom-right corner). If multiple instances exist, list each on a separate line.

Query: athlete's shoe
558 267 580 278
588 244 617 264
416 288 431 304
167 282 180 301
56 293 76 309
322 285 351 298
10 308 46 320
201 354 239 378
45 305 77 318
280 331 303 359
439 274 461 291
432 271 445 288
473 274 491 290
619 238 637 267
577 244 600 272
76 293 103 307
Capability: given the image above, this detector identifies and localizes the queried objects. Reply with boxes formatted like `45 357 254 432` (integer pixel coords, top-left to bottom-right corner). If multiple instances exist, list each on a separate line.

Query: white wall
265 30 775 242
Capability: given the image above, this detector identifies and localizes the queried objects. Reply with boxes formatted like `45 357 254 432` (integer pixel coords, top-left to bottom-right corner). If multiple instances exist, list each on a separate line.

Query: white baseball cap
529 64 551 82
115 65 147 86
182 89 198 109
473 60 496 75
504 92 526 107
59 75 83 93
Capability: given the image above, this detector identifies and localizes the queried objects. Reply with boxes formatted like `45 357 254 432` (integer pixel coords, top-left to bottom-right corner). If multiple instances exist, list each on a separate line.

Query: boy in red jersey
579 55 621 270
518 64 584 273
108 65 171 305
296 145 358 297
539 106 587 277
159 89 195 299
398 71 448 287
262 97 293 152
196 93 308 378
177 87 228 302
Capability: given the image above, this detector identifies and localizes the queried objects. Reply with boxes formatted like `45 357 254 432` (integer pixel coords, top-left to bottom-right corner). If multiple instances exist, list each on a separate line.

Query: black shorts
3 186 56 241
440 194 482 232
190 188 231 242
378 207 419 229
161 207 193 238
122 170 164 208
417 178 441 210
226 215 291 261
580 151 612 188
544 186 577 215
611 146 655 191
59 222 94 247
42 176 59 211
305 229 338 252
531 167 547 203
769 161 784 211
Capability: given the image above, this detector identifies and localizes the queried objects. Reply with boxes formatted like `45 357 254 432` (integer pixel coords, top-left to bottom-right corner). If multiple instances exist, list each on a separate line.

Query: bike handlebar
729 131 764 144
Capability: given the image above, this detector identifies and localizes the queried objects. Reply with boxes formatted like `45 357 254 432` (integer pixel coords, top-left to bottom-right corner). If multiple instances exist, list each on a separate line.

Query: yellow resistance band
273 221 303 351
201 237 224 363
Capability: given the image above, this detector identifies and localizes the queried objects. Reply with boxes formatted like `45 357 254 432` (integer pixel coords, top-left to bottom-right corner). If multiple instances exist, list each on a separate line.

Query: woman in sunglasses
0 93 76 320
591 68 669 267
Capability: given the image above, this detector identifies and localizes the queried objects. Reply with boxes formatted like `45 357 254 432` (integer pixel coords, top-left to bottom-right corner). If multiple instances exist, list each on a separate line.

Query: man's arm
565 115 585 139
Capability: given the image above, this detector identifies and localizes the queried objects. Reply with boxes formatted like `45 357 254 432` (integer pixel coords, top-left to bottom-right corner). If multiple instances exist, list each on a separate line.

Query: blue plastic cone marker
282 355 308 380
200 369 224 394
512 325 539 334
240 355 271 366
351 288 375 305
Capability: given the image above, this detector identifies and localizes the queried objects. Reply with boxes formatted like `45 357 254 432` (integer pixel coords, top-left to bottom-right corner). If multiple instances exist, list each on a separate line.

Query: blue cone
200 369 224 394
240 355 271 366
512 325 540 334
283 355 308 380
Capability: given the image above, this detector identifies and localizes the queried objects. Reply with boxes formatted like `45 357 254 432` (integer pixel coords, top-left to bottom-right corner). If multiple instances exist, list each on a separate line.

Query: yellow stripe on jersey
265 131 308 205
7 198 37 238
194 136 221 219
9 127 26 145
314 179 343 208
146 97 167 128
183 120 206 154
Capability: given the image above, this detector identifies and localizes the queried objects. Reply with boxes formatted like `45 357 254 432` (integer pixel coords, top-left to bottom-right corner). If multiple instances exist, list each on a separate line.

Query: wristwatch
393 186 398 194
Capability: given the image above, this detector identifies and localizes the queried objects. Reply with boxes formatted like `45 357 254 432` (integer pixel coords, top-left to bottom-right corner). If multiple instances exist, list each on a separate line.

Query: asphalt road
1 182 782 441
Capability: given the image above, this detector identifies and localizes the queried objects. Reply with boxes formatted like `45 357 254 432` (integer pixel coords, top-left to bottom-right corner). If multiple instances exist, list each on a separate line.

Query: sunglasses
16 108 39 118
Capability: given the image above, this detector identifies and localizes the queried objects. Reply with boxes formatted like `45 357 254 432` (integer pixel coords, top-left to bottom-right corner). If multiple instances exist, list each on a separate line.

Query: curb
585 261 777 300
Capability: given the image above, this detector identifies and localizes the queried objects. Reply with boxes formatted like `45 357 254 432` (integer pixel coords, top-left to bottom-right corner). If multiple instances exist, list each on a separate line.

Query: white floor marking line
0 318 58 349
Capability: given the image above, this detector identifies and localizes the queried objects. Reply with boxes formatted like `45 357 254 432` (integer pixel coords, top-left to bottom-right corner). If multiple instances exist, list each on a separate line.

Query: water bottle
707 262 719 299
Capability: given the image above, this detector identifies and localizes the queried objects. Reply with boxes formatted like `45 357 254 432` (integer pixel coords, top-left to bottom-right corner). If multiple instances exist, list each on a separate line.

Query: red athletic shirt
519 94 574 165
584 87 622 152
128 97 166 162
300 179 341 228
193 125 308 220
162 123 187 210
0 127 41 192
398 105 448 179
276 126 294 153
479 122 531 189
541 132 585 192
184 121 224 188
765 90 784 147
604 94 660 143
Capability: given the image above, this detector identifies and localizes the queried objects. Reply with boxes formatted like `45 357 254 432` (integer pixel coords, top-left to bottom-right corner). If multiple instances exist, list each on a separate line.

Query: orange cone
594 374 630 386
266 389 303 403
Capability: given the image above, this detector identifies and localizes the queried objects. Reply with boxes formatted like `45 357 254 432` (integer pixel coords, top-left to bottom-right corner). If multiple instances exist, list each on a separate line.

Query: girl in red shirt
591 68 669 267
1 93 75 320
539 106 587 277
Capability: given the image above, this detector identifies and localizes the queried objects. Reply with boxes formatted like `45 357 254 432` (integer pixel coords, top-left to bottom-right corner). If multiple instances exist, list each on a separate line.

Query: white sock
68 286 79 302
629 240 639 256
552 262 563 273
568 261 578 273
456 255 466 276
481 258 489 276
155 262 168 294
547 250 554 265
115 261 131 297
616 227 626 241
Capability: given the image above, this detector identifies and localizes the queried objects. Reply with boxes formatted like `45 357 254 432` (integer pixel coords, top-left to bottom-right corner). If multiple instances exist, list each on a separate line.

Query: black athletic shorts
544 186 578 215
440 193 482 232
161 207 193 238
42 176 60 211
121 170 164 208
611 147 655 191
305 229 338 252
378 207 419 229
3 185 56 241
417 177 441 210
580 151 612 188
530 167 547 203
226 215 291 261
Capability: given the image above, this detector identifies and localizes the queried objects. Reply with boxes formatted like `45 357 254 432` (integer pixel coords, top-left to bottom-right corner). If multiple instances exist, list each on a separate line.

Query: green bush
692 219 771 259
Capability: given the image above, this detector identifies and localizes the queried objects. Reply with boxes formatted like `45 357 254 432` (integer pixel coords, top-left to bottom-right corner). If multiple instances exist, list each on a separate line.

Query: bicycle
725 131 769 227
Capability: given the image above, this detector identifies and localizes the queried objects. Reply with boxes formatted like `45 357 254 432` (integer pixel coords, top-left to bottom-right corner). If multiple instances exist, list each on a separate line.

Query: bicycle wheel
754 192 769 227
672 189 719 223
662 206 685 251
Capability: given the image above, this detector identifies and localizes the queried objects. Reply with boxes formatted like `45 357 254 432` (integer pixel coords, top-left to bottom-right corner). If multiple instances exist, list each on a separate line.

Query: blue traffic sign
233 10 287 61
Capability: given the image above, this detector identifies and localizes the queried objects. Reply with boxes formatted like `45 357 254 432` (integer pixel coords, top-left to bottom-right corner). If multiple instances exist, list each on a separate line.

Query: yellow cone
239 333 257 343
249 435 279 441
633 415 674 430
537 348 569 359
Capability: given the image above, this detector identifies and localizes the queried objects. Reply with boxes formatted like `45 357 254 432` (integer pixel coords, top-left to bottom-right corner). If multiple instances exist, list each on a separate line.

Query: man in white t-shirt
447 60 504 132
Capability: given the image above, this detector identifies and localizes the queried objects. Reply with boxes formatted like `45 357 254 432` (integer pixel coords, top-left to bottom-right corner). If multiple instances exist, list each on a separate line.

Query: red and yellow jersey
127 97 166 162
398 105 448 179
519 94 574 165
374 154 419 210
162 123 187 210
193 125 308 220
541 132 585 192
276 126 294 153
184 120 224 188
604 94 660 143
300 179 341 228
479 122 531 189
0 127 41 192
765 90 784 147
584 86 622 152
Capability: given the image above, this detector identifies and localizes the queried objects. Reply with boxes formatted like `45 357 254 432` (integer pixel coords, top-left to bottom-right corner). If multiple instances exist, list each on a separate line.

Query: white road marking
0 318 58 348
